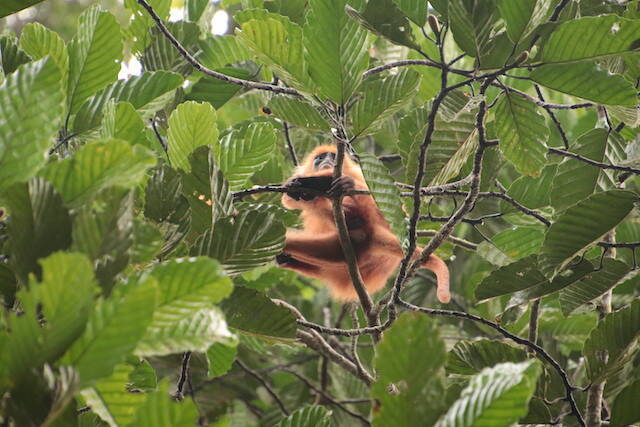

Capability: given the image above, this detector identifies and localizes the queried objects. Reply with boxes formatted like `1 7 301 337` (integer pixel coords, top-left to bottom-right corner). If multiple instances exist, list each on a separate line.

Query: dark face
313 151 336 170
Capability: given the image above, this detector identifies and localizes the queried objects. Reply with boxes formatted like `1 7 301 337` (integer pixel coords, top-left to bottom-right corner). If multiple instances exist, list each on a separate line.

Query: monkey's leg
284 232 346 266
276 253 323 277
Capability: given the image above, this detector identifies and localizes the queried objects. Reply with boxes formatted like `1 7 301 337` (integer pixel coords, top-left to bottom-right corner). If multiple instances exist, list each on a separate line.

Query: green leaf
221 286 297 340
40 139 157 208
304 0 369 104
449 0 498 58
67 6 122 114
198 36 252 69
447 340 527 375
351 69 421 137
141 22 199 75
392 0 427 27
494 92 548 176
63 277 158 388
346 0 419 50
207 341 238 378
167 101 219 172
559 259 633 316
503 164 557 212
0 1 46 18
550 129 607 212
275 406 332 427
135 258 232 356
491 227 545 261
266 96 330 130
100 100 147 145
0 252 96 380
611 379 640 427
531 62 637 106
129 379 199 427
19 22 69 87
475 255 593 302
192 207 285 275
124 0 171 54
186 68 251 109
80 363 146 427
539 190 637 279
186 0 209 21
583 299 640 383
0 34 30 75
542 15 640 63
0 58 64 191
74 71 183 133
497 0 551 45
217 122 277 190
0 178 72 284
237 16 310 91
435 361 541 427
372 314 447 427
359 152 407 244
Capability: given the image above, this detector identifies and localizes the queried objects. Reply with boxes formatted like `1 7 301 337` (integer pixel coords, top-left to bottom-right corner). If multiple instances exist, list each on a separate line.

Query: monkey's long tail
421 254 451 303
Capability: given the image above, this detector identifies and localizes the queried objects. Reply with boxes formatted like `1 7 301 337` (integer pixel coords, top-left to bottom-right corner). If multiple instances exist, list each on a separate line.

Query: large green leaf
67 6 122 115
494 91 548 177
346 0 419 50
19 22 69 87
63 277 158 388
304 0 369 104
0 178 72 284
449 0 498 59
0 34 30 75
129 380 199 427
372 314 447 427
80 363 146 427
135 258 232 356
207 341 238 378
192 208 285 275
435 361 541 427
275 406 332 427
542 15 640 63
0 58 64 191
611 379 640 427
497 0 551 45
100 101 147 146
237 15 310 91
167 101 219 172
124 0 171 54
351 69 421 137
559 259 633 316
198 35 252 69
447 340 527 375
141 22 198 75
531 62 637 106
0 1 46 18
359 152 407 244
539 190 637 279
220 286 297 340
503 164 556 212
583 299 640 383
186 68 251 109
475 255 593 302
217 122 277 190
186 0 209 21
40 139 157 208
266 96 330 130
550 129 609 212
0 252 96 381
392 0 427 27
491 227 545 261
73 71 183 133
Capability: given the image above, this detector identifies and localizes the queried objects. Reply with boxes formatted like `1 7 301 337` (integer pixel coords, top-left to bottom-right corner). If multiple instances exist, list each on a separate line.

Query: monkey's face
313 151 336 171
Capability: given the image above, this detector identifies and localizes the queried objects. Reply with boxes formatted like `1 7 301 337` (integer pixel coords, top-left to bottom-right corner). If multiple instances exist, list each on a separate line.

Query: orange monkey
276 145 451 303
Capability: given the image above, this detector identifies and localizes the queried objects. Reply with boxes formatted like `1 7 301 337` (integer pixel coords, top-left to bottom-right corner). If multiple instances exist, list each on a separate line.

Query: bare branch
549 147 640 175
236 360 290 416
416 230 478 251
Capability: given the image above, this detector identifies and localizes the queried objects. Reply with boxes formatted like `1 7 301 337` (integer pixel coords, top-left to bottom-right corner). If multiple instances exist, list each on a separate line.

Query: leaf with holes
436 360 541 427
494 91 548 177
539 190 637 279
0 58 64 191
167 101 219 172
304 0 369 104
192 208 285 275
67 6 122 114
351 69 421 137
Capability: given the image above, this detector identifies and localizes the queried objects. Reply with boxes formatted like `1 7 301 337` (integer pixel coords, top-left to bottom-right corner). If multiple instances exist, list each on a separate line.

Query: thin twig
175 351 192 401
136 0 301 96
416 230 478 250
535 85 569 149
236 360 290 416
282 122 298 165
49 132 78 155
549 147 640 175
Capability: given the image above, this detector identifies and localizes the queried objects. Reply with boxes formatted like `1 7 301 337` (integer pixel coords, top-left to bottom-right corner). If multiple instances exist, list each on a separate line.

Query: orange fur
278 145 451 303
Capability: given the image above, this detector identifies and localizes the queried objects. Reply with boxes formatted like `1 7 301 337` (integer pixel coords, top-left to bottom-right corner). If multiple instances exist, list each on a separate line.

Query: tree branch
236 360 290 416
549 147 640 175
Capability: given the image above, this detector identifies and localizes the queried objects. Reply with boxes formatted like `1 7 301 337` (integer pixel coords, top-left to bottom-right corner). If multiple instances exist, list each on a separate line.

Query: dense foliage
1 0 639 426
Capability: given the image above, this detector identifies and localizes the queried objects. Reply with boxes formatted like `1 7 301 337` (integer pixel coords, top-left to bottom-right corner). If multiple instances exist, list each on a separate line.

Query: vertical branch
528 299 541 355
282 122 298 165
585 231 615 427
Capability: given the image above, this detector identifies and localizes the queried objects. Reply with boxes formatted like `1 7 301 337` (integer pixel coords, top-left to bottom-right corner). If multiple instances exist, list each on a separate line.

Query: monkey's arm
283 231 346 266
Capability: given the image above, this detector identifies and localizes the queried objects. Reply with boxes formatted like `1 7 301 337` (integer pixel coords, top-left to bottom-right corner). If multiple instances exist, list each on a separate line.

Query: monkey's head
294 145 365 184
312 150 336 171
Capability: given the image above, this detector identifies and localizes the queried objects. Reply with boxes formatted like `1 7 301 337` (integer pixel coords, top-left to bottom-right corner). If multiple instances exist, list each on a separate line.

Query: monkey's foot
328 176 355 197
275 253 295 265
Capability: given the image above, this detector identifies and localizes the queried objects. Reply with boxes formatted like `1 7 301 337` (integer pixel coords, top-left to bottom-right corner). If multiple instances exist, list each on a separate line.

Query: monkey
276 145 451 303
